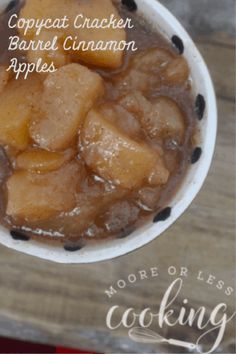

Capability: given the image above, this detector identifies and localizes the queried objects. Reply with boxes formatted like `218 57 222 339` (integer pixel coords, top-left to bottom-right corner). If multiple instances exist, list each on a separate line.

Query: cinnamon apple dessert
0 0 197 247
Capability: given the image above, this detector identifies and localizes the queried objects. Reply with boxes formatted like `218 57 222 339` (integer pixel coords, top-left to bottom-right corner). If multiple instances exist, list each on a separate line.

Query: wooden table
0 1 235 353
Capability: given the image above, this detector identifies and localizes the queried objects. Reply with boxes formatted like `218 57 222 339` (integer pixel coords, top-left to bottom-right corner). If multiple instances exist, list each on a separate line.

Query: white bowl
0 0 217 263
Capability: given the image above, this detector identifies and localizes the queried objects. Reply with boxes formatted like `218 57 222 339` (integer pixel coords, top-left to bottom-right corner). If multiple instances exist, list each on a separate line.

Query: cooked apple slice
81 110 169 189
0 75 43 150
162 57 190 86
149 96 186 143
6 162 80 221
98 103 142 139
114 48 173 93
132 48 173 72
120 92 186 144
16 148 75 173
19 0 126 69
68 0 126 69
56 184 128 236
27 30 68 68
31 178 128 237
30 63 104 151
18 0 62 40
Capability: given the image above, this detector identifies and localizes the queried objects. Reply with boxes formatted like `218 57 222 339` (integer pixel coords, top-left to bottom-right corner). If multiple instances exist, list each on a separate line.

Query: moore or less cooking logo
105 266 235 353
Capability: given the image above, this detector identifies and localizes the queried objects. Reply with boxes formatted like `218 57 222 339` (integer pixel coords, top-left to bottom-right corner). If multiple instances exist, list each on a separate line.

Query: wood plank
159 0 235 39
197 42 235 100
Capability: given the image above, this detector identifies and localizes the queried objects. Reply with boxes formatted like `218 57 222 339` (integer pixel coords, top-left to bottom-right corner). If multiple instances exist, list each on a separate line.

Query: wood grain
0 1 235 353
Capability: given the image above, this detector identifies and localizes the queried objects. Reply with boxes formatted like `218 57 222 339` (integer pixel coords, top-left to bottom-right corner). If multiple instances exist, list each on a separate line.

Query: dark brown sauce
0 1 196 246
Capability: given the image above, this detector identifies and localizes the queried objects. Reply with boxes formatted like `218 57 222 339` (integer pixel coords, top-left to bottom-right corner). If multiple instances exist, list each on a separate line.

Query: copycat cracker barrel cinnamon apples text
0 0 197 246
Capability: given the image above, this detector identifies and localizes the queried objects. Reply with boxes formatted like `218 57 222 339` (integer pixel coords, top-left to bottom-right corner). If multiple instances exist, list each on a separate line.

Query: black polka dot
153 207 171 223
172 35 184 54
191 147 202 164
64 244 83 252
10 230 30 241
195 94 206 120
122 0 137 12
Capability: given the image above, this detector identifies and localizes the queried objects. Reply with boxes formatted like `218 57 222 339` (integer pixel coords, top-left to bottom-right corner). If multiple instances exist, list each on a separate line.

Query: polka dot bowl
0 0 217 263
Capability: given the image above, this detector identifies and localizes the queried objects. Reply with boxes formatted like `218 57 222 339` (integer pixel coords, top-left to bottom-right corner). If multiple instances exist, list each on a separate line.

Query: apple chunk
30 63 104 151
68 0 126 69
6 162 80 221
0 75 43 150
81 110 169 189
27 30 68 68
162 57 190 86
18 0 62 40
16 148 75 173
19 0 126 69
120 92 186 144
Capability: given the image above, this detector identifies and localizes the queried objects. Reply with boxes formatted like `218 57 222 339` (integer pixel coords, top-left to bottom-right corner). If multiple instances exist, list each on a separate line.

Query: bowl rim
0 0 217 263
